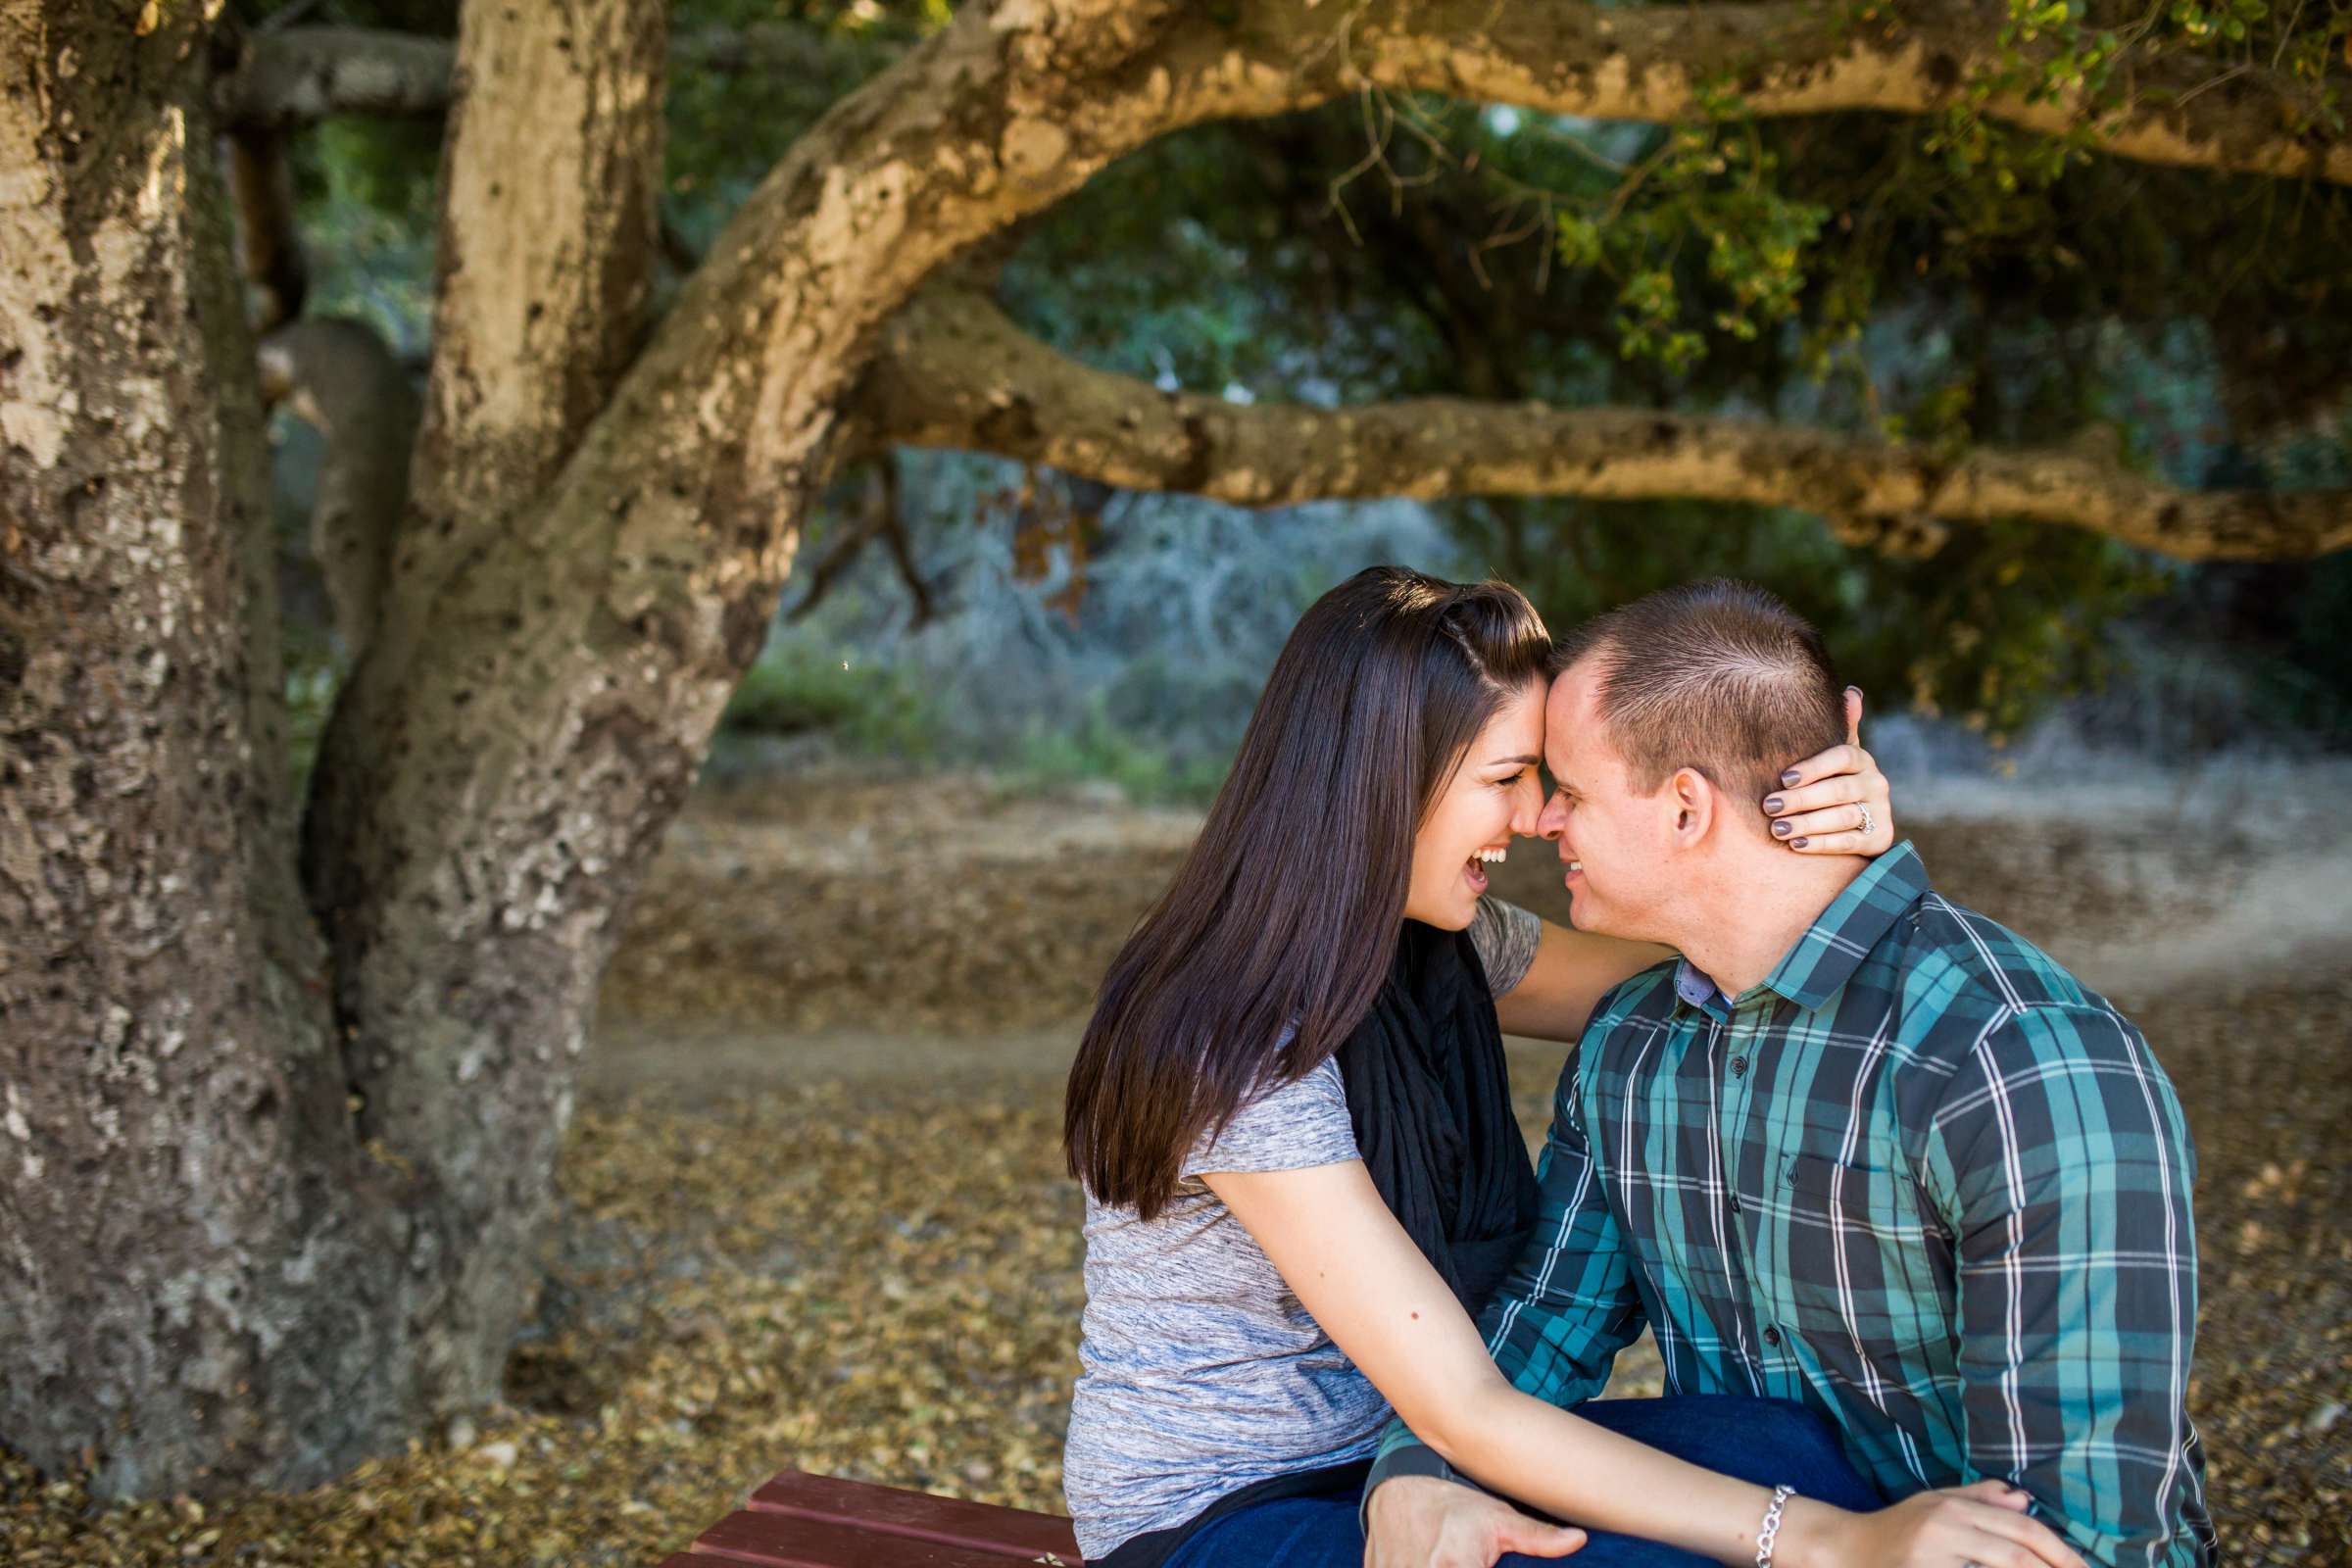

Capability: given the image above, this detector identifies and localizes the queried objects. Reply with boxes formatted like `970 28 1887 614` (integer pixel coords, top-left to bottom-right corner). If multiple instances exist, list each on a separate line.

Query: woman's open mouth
1465 846 1506 893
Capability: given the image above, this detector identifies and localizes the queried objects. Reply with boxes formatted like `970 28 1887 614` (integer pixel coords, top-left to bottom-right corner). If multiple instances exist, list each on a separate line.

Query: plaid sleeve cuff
1359 1435 1481 1536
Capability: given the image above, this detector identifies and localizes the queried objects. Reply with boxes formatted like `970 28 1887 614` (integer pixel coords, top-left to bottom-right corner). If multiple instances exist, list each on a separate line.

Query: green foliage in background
719 642 941 760
1463 499 2164 743
1008 695 1233 807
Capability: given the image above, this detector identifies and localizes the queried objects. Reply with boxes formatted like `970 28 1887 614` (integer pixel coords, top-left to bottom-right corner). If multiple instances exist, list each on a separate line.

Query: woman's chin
1403 887 1481 931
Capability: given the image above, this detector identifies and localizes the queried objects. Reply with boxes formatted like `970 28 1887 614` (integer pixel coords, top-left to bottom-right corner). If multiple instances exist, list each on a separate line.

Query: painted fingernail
1791 836 1809 849
1780 768 1801 788
1846 685 1862 699
1762 796 1784 813
1772 820 1792 838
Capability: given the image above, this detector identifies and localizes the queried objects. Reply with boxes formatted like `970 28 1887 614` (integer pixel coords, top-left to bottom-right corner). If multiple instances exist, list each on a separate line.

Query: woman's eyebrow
1485 754 1543 768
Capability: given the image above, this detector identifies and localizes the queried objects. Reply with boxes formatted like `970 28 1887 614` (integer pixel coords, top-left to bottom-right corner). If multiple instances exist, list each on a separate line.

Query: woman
1060 568 2085 1568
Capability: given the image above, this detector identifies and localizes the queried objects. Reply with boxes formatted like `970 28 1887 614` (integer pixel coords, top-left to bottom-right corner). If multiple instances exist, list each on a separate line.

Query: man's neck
1666 849 1872 1000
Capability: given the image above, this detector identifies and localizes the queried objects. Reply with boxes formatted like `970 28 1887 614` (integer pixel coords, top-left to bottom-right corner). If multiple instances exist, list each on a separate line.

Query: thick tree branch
398 0 667 565
861 286 2352 564
224 8 2352 187
1347 2 2352 188
216 25 455 127
303 0 670 1321
216 19 873 128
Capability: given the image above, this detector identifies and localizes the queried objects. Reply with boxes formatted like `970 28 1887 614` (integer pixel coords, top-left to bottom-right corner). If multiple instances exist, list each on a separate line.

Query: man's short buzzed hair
1551 578 1845 808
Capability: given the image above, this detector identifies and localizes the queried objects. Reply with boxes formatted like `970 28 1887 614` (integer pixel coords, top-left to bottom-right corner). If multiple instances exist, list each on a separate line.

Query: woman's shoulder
1181 1054 1355 1181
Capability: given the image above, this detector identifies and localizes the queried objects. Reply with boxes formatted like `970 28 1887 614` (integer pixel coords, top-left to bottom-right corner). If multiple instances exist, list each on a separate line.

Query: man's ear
1668 766 1714 846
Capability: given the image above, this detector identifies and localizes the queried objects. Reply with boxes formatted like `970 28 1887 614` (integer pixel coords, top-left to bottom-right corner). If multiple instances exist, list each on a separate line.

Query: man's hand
1364 1475 1587 1568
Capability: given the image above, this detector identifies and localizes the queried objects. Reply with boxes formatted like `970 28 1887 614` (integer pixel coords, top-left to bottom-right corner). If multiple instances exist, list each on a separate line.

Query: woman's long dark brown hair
1063 566 1551 1219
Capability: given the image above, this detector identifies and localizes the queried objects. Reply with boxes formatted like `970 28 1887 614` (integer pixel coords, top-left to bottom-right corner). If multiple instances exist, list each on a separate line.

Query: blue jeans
1158 1396 1883 1568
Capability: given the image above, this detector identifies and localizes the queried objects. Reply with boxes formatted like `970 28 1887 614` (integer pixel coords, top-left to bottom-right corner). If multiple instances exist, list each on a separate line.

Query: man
1365 580 2212 1567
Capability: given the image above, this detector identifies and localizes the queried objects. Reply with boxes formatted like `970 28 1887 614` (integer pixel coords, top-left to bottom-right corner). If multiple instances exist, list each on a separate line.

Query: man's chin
1564 885 1620 939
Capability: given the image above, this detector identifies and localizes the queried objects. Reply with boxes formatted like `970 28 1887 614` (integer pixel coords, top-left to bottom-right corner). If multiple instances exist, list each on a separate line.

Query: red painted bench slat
661 1470 1084 1567
692 1509 1031 1567
749 1469 1081 1561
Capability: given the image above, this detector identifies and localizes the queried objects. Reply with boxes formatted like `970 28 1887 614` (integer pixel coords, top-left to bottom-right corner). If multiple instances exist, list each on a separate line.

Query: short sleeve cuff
1180 1056 1359 1179
1472 897 1544 998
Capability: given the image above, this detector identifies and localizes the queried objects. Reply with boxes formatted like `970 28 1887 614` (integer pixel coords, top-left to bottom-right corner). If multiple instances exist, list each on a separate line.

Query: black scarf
1335 919 1540 1315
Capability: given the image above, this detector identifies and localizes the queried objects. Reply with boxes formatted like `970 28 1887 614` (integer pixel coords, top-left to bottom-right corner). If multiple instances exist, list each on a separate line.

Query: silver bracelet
1755 1483 1796 1567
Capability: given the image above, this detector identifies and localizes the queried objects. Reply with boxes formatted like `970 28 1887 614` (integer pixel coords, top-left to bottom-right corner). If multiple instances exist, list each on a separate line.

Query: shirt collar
1671 840 1930 1016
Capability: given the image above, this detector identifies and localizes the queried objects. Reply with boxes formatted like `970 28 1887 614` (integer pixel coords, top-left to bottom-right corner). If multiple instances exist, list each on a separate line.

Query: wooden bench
661 1468 1084 1567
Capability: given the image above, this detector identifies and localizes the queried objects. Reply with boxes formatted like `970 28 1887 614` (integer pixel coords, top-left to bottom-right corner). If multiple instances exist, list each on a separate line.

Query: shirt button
1729 1195 1742 1216
1762 1325 1784 1348
1729 1054 1748 1077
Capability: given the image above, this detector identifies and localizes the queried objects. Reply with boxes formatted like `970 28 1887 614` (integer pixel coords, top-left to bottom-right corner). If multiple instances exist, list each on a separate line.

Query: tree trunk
0 1 424 1496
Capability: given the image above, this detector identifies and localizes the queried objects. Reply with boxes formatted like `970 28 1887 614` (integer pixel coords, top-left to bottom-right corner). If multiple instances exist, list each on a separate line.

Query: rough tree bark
0 0 420 1497
296 0 674 1472
3 0 2346 1500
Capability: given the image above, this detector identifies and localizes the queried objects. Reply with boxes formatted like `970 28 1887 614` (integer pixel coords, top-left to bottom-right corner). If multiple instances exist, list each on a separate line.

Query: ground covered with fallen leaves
8 771 2348 1565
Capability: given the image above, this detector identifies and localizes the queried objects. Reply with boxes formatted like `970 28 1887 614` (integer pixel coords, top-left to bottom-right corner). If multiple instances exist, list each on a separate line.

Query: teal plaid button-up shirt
1367 842 2213 1567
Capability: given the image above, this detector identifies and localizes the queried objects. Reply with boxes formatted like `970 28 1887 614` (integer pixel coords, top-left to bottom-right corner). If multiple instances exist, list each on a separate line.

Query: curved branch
861 286 2352 563
1348 3 2352 188
220 8 2352 188
215 25 455 128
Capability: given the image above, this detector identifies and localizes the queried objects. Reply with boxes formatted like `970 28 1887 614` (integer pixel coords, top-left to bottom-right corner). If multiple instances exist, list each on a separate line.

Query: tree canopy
257 0 2352 736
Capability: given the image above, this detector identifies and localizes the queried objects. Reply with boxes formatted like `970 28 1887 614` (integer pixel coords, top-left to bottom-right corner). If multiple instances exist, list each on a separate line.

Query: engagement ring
1856 802 1875 837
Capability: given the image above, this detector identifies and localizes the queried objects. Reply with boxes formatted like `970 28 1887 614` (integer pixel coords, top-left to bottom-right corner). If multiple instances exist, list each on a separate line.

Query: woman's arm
1492 922 1670 1044
1204 1159 2088 1568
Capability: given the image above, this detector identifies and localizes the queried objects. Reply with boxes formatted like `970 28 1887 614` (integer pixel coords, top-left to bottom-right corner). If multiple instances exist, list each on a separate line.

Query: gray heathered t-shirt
1062 898 1543 1559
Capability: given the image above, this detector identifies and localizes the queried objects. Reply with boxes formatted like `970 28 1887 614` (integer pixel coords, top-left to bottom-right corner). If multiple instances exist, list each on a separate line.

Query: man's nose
1507 774 1545 838
1534 790 1567 841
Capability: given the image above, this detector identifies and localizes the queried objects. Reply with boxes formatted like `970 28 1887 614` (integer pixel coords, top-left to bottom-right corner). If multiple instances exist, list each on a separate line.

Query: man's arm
1363 1050 1649 1504
1923 1004 2204 1567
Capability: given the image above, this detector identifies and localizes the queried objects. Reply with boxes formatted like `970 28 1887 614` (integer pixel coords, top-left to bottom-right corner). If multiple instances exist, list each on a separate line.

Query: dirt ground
594 767 2352 1558
11 765 2349 1566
